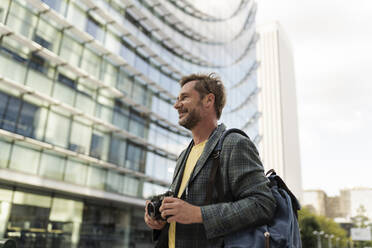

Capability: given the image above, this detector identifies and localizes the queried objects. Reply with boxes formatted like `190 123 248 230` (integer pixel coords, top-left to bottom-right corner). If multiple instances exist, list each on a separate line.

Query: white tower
256 22 303 201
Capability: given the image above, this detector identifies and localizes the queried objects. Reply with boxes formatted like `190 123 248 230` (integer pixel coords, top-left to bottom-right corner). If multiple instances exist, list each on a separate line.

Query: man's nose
174 100 180 109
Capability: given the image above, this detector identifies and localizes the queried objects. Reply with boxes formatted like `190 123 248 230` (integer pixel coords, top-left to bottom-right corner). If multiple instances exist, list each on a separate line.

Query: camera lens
147 202 156 218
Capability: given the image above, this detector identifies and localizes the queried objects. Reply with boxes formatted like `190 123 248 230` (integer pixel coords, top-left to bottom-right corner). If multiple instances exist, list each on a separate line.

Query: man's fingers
160 197 179 212
145 215 166 229
161 197 177 204
161 209 176 219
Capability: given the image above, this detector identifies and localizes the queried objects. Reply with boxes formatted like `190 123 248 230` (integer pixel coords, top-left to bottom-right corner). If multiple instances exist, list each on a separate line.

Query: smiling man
144 73 276 248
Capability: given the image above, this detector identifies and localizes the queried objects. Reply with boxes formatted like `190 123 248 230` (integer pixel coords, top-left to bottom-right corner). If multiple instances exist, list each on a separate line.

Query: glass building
0 0 259 247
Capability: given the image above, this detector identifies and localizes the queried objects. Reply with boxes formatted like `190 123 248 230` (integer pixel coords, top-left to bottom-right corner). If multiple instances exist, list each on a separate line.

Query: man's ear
205 93 215 108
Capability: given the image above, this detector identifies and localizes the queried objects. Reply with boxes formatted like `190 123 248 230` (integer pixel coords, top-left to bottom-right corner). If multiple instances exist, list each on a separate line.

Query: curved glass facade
0 0 260 247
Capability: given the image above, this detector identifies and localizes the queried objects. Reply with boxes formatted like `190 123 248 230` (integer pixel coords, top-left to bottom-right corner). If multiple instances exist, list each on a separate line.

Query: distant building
303 190 327 216
304 188 372 225
340 188 372 222
256 22 303 201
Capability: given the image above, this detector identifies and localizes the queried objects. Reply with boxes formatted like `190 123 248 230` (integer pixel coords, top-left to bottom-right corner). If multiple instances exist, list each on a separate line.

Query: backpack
206 128 302 248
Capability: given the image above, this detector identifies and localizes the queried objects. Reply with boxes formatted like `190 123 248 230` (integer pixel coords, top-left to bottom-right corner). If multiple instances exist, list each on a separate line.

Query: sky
255 0 372 195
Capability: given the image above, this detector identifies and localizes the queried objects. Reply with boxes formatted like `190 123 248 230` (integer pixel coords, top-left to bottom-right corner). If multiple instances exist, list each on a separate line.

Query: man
144 73 276 247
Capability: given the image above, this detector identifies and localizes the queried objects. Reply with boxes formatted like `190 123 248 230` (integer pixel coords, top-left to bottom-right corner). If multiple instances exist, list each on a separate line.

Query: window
101 60 117 87
33 34 51 50
0 46 27 64
108 136 126 167
95 102 113 124
119 42 135 66
44 111 70 148
41 0 61 11
64 159 87 186
0 140 11 168
90 133 103 159
106 171 123 194
59 35 83 67
9 144 40 174
16 101 38 138
39 152 65 180
29 53 47 74
58 73 76 89
86 16 103 41
0 92 10 127
117 69 133 96
129 110 147 138
143 182 168 199
132 80 147 106
113 100 129 130
125 143 144 172
0 93 39 139
0 6 5 23
122 175 139 196
69 121 91 154
86 166 106 190
1 96 20 133
6 1 37 40
81 48 100 79
29 34 52 74
26 67 54 95
134 55 148 76
75 91 95 116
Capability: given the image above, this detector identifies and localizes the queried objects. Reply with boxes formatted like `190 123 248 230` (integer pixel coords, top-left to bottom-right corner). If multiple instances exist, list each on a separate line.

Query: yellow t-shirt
168 139 208 248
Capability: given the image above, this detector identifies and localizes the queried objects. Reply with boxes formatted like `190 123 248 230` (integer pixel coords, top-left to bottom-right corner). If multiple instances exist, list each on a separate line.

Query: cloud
257 0 372 195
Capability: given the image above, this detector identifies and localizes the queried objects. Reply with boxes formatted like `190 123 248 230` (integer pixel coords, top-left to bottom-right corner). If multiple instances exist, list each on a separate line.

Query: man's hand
159 197 203 224
144 201 166 230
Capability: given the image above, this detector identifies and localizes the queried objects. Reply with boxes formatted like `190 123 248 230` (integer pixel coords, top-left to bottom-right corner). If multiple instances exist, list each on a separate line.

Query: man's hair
179 73 226 119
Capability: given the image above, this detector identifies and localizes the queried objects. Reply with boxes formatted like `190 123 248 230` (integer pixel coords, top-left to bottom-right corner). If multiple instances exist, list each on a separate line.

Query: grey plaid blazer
154 124 276 248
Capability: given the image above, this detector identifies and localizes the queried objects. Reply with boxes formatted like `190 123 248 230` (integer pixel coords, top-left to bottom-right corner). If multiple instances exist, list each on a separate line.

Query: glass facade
0 0 260 247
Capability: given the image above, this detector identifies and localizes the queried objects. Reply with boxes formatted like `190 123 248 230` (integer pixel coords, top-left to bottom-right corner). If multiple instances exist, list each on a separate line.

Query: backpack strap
266 169 301 218
204 128 248 205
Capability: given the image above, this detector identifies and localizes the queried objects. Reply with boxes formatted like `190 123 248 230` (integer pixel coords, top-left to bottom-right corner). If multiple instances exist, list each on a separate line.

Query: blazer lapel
188 124 226 185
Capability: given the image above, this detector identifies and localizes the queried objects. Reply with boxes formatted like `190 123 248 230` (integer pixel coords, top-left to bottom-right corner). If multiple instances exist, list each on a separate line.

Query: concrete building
304 188 372 226
0 0 259 247
303 190 327 216
256 22 303 201
340 188 372 223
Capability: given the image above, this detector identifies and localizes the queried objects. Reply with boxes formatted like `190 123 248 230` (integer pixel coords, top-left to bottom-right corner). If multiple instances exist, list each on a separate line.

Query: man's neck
191 120 218 145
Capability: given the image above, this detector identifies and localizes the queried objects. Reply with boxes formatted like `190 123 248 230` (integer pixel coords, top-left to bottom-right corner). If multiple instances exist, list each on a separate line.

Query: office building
303 188 372 226
303 190 327 216
256 22 303 201
0 0 258 247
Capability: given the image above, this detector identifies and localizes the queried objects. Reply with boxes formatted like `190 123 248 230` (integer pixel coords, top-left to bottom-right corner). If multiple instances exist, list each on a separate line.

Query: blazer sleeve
200 135 276 239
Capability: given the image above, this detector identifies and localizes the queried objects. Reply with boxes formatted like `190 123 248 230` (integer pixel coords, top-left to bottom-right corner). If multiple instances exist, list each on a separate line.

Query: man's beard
179 108 201 130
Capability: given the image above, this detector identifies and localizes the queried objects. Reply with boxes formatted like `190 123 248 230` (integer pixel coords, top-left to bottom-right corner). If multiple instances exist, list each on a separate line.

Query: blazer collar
189 123 226 185
171 124 227 192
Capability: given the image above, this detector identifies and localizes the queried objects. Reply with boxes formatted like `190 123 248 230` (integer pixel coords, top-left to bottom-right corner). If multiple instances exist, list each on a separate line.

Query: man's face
174 81 204 130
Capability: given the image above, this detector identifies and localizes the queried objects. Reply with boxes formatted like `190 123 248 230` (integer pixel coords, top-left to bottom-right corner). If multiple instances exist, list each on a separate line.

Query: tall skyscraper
256 22 303 201
0 0 258 247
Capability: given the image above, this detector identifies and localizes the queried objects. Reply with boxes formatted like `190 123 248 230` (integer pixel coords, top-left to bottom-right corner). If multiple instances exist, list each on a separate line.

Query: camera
147 191 174 220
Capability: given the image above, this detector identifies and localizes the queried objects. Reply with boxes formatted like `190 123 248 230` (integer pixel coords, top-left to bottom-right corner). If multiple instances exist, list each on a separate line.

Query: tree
298 207 320 247
351 205 369 228
351 205 372 247
298 207 348 247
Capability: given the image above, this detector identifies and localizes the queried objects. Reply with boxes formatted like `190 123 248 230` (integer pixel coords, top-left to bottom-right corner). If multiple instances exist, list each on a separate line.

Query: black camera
147 191 174 220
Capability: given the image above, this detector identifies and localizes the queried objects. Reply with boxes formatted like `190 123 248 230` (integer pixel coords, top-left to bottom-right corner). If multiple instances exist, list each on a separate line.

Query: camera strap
172 140 194 198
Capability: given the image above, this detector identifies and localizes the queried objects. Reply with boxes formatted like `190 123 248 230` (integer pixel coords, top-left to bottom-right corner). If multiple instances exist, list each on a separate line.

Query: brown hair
179 73 226 119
